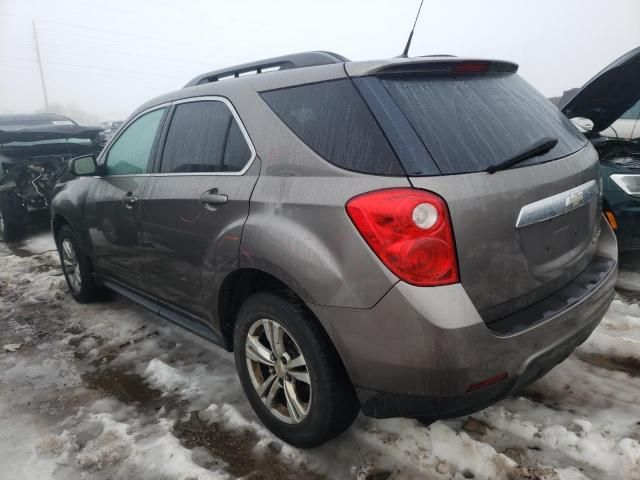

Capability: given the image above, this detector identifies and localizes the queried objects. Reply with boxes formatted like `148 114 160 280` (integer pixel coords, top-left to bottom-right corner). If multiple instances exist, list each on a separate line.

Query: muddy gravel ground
2 224 640 480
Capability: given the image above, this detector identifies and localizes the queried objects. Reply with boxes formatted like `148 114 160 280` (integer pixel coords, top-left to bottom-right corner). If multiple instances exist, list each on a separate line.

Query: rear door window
160 100 252 174
380 73 587 175
260 79 403 175
161 101 229 173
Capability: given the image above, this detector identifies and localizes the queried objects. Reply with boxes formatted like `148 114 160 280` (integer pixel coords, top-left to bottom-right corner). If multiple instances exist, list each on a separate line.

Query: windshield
381 73 588 175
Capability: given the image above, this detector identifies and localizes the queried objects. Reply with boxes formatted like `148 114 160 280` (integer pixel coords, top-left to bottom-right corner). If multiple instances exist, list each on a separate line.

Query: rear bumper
355 296 606 419
310 216 617 418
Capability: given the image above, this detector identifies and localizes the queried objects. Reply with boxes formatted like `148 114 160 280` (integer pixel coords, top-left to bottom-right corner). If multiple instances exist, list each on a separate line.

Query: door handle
200 191 228 209
121 194 138 209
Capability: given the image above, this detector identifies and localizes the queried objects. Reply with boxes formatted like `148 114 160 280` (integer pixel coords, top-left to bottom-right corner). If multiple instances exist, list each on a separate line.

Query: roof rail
184 51 349 88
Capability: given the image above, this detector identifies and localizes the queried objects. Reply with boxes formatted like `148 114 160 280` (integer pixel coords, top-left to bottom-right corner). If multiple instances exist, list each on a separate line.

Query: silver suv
51 51 618 447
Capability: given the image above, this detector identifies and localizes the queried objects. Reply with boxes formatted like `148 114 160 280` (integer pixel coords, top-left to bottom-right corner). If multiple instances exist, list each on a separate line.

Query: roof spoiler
184 51 349 88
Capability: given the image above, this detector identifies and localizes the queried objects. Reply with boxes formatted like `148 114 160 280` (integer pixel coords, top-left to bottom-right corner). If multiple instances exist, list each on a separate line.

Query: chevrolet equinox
51 51 618 447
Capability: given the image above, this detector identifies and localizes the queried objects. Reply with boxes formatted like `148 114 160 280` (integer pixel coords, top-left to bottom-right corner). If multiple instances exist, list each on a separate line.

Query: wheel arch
218 268 300 349
217 268 340 359
51 212 70 242
51 211 97 274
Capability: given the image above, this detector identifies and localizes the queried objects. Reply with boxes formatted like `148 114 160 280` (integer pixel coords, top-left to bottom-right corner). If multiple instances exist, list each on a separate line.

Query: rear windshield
381 73 588 175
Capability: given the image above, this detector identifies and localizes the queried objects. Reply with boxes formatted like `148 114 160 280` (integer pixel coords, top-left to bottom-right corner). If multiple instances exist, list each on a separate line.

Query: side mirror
69 155 97 176
570 117 594 133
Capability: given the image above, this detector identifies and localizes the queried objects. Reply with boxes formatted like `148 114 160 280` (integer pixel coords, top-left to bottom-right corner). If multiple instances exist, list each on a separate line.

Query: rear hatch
350 60 601 321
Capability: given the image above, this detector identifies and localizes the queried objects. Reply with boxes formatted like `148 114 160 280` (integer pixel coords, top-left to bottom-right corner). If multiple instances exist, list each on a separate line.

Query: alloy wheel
245 318 311 424
61 238 82 292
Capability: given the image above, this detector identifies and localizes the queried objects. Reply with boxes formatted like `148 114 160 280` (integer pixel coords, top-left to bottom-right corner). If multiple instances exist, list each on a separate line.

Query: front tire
56 225 99 303
0 207 25 242
233 292 359 448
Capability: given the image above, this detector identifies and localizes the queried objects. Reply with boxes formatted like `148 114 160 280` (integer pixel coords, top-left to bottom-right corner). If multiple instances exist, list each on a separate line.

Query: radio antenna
398 0 425 58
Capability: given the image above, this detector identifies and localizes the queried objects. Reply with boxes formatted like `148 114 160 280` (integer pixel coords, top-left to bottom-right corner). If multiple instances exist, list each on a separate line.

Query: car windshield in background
619 99 640 121
381 73 588 175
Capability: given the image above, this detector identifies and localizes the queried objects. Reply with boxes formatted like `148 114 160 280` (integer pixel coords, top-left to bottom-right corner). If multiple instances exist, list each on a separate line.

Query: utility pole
32 20 50 111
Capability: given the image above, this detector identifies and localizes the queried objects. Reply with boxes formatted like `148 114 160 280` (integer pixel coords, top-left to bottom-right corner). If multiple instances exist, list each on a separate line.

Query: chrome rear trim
515 180 598 229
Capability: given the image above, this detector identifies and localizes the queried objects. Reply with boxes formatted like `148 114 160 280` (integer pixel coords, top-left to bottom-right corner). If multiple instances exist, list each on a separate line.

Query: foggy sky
2 0 639 123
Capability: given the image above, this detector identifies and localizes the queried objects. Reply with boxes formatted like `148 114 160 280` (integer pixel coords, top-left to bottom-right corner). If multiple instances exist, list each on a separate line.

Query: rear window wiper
486 137 558 174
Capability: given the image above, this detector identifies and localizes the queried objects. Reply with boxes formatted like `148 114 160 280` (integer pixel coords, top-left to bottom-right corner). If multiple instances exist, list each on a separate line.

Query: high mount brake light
452 61 490 74
346 189 459 287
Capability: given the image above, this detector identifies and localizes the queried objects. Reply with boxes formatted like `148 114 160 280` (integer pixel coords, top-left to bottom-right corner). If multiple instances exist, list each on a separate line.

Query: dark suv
0 113 102 240
51 51 617 447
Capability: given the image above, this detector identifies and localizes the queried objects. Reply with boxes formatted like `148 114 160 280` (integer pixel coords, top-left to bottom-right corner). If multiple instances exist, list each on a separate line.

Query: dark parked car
561 46 640 252
0 113 102 240
51 51 617 447
97 120 123 146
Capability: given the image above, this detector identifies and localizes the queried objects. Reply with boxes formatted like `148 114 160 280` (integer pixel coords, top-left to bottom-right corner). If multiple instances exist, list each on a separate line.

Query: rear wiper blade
486 137 558 174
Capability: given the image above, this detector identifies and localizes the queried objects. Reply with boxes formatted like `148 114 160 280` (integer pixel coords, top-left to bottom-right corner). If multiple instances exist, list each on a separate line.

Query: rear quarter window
260 79 403 176
381 73 587 175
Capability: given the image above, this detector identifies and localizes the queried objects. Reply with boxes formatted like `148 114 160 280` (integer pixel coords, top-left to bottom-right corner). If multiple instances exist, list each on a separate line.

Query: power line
41 59 188 79
1 63 183 86
1 13 221 51
0 54 196 79
1 13 241 82
26 37 213 69
5 21 222 72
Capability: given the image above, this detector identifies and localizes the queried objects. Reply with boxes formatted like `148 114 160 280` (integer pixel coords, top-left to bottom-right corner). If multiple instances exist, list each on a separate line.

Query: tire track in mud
575 350 640 377
81 362 324 480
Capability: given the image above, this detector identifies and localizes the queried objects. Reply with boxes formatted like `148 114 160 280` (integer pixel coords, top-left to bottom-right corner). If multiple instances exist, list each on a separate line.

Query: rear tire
233 291 359 448
56 225 100 303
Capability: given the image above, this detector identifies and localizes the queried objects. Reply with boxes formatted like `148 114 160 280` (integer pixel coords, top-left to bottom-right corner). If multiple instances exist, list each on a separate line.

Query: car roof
132 52 519 118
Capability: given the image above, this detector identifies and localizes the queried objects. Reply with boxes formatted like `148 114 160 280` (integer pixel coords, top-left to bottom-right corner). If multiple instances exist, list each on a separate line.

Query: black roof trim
184 51 349 88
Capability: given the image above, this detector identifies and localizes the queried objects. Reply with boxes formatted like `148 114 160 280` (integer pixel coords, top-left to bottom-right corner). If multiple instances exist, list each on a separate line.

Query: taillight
345 188 459 287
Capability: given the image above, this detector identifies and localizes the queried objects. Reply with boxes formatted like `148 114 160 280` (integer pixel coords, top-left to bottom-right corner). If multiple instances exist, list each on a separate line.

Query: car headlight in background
611 174 640 196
